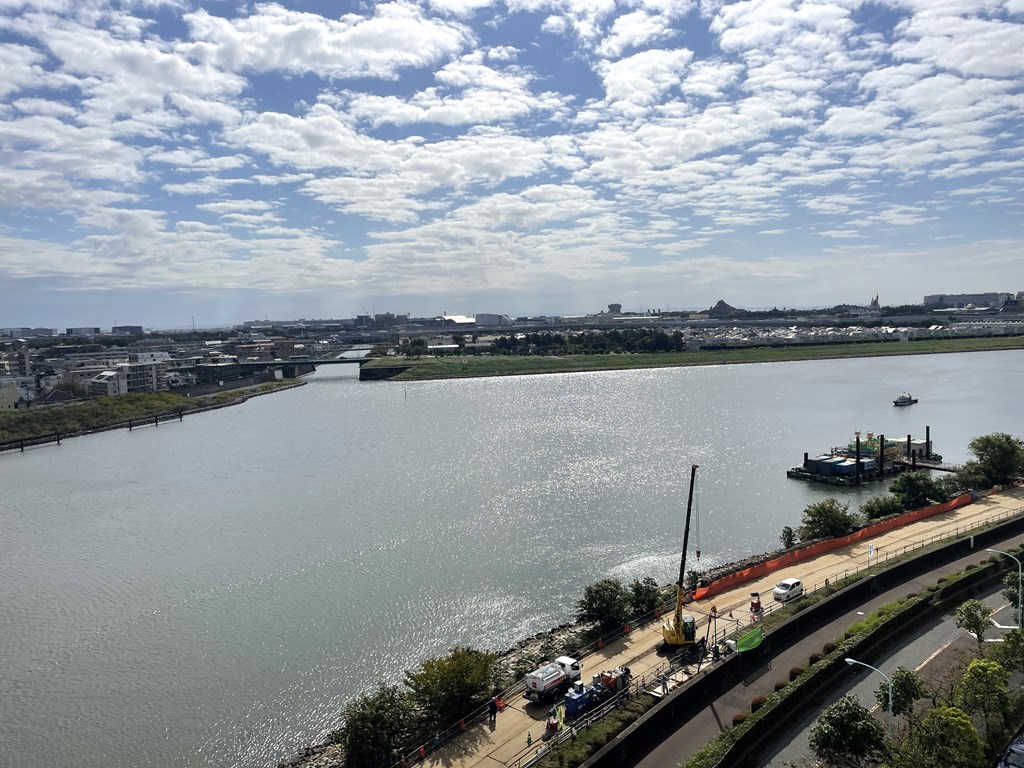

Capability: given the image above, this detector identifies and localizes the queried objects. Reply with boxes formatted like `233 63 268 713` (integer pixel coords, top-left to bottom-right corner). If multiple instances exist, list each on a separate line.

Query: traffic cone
625 623 631 634
598 637 603 649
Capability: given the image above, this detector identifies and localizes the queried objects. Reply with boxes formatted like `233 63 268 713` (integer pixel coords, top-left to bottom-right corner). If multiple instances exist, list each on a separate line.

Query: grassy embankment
0 380 300 444
363 334 1024 381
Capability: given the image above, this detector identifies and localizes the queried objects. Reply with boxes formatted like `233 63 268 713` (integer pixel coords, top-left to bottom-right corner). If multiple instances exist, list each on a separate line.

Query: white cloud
600 47 693 105
596 10 674 57
181 2 471 79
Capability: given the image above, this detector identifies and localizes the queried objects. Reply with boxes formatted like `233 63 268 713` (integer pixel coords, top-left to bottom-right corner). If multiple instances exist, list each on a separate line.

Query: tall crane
662 464 703 656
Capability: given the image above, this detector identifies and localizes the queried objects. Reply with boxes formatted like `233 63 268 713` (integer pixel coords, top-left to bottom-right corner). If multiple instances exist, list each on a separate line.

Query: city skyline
1 0 1023 328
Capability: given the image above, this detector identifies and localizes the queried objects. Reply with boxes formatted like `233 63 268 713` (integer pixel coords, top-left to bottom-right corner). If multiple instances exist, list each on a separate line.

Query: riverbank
0 379 305 448
362 335 1024 381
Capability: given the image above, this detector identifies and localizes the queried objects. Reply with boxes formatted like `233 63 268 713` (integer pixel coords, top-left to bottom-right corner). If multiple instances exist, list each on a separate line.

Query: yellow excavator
662 463 706 660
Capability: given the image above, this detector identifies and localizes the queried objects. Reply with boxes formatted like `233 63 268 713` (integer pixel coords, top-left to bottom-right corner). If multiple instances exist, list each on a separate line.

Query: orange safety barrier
597 637 603 649
419 745 426 759
693 494 973 601
459 718 465 731
654 607 660 618
624 623 631 634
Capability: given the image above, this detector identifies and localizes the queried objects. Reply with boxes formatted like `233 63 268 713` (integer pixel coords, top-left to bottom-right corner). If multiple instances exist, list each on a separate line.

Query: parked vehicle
524 656 581 702
773 577 804 602
999 735 1024 768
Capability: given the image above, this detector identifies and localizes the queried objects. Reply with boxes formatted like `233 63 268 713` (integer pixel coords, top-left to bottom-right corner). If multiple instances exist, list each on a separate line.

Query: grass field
362 335 1024 381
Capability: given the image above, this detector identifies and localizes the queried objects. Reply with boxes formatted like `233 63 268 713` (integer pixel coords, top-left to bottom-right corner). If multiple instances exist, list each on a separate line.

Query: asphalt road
760 586 1011 767
635 528 1024 768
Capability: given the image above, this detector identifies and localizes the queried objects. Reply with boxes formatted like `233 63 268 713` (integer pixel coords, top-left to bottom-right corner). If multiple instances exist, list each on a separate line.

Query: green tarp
736 625 764 652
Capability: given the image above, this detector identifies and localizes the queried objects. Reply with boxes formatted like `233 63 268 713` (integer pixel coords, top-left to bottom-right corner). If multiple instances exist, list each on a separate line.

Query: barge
788 428 940 485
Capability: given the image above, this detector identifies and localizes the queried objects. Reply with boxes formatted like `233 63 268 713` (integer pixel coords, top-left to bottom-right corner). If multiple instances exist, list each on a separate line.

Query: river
2 350 1022 768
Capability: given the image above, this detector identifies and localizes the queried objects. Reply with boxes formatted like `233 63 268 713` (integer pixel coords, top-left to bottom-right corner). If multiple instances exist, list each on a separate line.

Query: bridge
231 356 371 379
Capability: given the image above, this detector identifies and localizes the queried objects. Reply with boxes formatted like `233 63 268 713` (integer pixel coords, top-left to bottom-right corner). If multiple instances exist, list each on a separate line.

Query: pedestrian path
420 487 1024 768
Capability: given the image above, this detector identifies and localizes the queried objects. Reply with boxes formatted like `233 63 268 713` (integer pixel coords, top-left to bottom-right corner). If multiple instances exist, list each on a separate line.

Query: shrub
965 563 977 571
732 713 747 726
809 652 823 665
751 695 768 712
823 642 837 654
789 666 805 681
906 593 917 599
774 681 787 692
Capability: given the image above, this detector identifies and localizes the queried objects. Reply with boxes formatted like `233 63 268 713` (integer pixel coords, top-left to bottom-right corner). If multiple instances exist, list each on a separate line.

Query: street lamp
845 657 892 737
986 548 1023 630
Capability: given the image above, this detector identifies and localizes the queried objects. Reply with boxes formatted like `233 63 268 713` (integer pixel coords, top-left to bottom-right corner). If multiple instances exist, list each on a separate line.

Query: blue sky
1 0 1022 328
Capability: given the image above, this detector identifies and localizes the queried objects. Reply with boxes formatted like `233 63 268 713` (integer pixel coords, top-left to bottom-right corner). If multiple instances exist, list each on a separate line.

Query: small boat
893 392 918 407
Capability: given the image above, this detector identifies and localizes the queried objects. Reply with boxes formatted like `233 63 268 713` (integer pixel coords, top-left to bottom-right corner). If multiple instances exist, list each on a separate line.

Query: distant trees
576 578 631 628
628 576 664 616
888 472 944 510
577 577 669 627
958 433 1024 489
861 495 903 520
331 685 417 768
404 646 496 728
798 498 860 543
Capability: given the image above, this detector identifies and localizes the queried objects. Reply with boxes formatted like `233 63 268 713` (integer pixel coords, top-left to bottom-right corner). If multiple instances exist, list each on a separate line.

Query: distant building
66 327 101 336
88 370 128 397
111 325 144 336
607 304 622 314
473 313 511 326
0 380 18 410
924 293 1012 308
438 314 476 326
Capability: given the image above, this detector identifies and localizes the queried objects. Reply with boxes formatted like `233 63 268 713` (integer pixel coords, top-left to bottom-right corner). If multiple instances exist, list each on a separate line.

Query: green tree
780 525 796 549
953 657 1009 741
861 495 904 520
954 599 992 655
798 498 859 543
894 706 986 768
1002 571 1020 621
961 433 1024 487
404 646 496 728
410 337 427 357
935 473 969 502
888 472 942 511
992 628 1024 674
331 684 417 768
876 666 926 722
808 694 886 767
628 577 662 616
576 578 631 627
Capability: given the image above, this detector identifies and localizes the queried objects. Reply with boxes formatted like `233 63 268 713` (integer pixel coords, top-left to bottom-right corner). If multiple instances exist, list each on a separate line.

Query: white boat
893 392 918 407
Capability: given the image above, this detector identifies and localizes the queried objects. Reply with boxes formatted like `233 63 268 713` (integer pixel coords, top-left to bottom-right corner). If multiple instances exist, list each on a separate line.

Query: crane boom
662 464 704 655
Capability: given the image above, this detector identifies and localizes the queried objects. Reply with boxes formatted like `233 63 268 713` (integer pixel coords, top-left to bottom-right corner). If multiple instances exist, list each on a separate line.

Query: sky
1 0 1023 328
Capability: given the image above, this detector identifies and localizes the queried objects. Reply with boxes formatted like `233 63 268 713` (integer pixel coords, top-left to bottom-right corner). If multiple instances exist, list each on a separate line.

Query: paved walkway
421 487 1024 768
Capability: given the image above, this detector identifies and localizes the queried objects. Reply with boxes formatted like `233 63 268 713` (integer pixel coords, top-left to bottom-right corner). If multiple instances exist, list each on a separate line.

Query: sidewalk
421 487 1024 768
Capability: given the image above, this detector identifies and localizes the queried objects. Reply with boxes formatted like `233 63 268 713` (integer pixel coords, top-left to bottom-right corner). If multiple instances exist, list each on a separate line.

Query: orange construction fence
692 493 973 602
